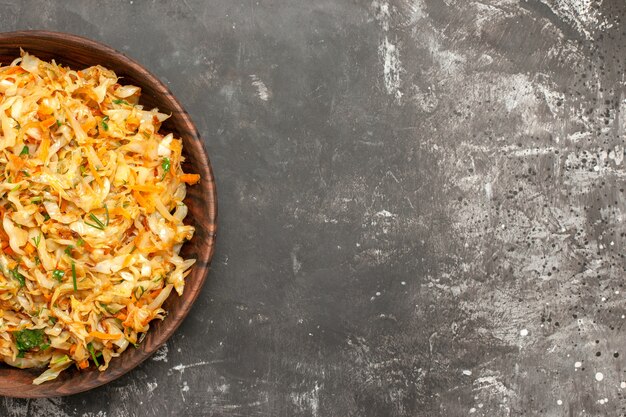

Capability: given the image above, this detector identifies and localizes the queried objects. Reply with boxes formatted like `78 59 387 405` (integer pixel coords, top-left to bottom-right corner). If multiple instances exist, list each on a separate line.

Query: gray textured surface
0 0 625 416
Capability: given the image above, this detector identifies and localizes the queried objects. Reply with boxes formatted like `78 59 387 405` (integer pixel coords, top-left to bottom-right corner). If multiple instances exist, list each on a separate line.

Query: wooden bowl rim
0 30 217 397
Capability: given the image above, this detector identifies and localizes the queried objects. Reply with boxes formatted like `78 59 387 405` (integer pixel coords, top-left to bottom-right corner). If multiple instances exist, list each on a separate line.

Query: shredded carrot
38 133 50 162
88 331 122 341
40 116 56 128
7 154 25 171
78 359 89 369
3 66 26 75
132 190 154 212
24 243 36 255
129 184 163 193
109 207 131 220
179 174 200 185
86 156 104 188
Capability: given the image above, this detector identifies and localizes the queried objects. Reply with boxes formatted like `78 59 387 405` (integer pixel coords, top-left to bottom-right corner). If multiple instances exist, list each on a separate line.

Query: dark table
1 0 626 416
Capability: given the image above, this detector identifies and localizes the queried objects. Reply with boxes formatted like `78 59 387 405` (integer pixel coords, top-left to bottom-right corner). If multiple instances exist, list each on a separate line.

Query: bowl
0 31 217 397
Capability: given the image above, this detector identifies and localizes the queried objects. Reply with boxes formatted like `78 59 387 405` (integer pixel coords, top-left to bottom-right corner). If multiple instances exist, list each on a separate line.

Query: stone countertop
1 1 626 416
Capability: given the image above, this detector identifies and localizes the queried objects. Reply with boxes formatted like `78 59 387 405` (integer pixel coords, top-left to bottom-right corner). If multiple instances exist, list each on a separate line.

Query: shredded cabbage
0 51 199 383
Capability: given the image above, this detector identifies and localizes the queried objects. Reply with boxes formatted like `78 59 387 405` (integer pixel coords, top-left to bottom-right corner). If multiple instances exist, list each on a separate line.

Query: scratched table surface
0 0 625 416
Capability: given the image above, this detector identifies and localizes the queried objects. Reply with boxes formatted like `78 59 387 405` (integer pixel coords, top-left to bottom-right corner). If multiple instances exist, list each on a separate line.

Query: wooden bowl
0 31 217 397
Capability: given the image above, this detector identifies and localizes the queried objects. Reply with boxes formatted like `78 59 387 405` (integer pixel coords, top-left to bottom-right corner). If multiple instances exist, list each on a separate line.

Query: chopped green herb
30 196 42 204
32 234 41 247
113 99 128 105
135 286 145 299
19 145 29 156
43 213 50 221
71 261 77 291
161 157 170 173
10 266 25 287
76 238 85 247
87 342 100 367
101 116 109 131
99 303 113 314
10 184 20 192
16 351 24 358
56 119 62 127
13 329 46 352
104 204 109 226
21 170 30 177
34 256 40 266
52 269 65 282
64 245 73 256
51 354 70 365
80 165 87 174
85 213 106 230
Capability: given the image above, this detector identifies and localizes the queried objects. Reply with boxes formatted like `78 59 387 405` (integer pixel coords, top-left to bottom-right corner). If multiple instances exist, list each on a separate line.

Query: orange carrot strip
109 207 131 220
88 331 122 341
38 133 50 162
132 190 153 212
179 174 200 185
40 116 56 128
3 66 26 75
86 158 104 188
24 242 35 255
129 184 163 193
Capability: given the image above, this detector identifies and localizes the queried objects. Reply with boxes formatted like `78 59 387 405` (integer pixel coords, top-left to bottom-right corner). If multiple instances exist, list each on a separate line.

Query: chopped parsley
71 261 77 291
87 342 100 367
13 329 48 353
101 116 109 131
104 204 109 226
10 265 25 287
161 157 170 173
161 157 170 180
52 269 65 282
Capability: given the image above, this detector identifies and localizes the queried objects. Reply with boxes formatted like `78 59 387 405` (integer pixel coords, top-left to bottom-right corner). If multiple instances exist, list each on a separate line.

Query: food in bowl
0 51 199 384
